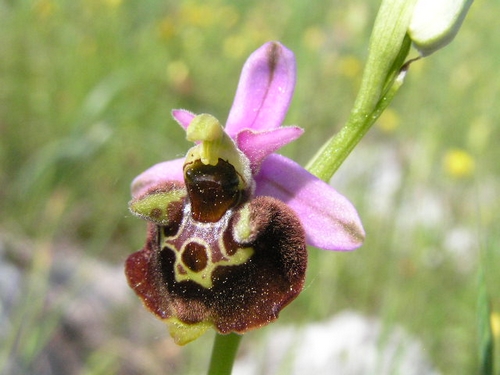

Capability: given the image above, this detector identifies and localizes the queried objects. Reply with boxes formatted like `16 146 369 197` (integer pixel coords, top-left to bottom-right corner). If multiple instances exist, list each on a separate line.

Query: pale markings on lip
163 203 254 289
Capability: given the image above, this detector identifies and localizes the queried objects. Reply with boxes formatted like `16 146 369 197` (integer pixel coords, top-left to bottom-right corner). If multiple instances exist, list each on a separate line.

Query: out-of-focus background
1 0 499 374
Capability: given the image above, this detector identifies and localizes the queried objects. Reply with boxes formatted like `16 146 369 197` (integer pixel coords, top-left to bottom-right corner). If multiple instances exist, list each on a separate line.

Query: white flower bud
408 0 473 56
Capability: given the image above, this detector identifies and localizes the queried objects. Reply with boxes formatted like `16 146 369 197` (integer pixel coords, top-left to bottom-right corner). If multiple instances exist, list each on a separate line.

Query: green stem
477 266 494 375
207 333 242 375
306 53 410 181
306 0 417 181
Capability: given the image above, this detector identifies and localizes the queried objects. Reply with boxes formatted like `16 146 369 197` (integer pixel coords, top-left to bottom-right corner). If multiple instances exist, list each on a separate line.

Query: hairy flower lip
132 41 364 251
126 194 307 344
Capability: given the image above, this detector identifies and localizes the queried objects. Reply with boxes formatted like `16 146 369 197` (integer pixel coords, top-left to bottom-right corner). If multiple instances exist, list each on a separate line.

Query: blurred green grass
1 0 499 374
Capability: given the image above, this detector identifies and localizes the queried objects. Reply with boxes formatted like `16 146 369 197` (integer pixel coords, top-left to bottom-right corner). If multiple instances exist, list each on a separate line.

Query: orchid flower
125 42 365 345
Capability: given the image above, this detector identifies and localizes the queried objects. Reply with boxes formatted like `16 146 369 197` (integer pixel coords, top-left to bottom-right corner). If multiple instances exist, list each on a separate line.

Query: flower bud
408 0 473 56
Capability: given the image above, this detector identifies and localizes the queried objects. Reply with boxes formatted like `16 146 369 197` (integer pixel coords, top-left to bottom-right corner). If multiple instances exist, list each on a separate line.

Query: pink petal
225 42 296 136
131 158 185 198
236 126 304 173
172 109 196 130
254 154 365 251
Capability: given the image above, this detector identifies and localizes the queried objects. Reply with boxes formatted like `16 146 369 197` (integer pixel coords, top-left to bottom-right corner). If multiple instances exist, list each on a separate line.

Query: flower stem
207 333 242 375
306 47 411 181
306 0 417 181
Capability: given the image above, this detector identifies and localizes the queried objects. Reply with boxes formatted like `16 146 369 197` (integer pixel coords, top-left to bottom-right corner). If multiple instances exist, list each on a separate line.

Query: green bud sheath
409 0 473 56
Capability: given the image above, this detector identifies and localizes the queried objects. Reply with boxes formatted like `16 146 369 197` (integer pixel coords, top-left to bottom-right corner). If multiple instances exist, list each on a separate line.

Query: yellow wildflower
491 312 500 338
443 148 475 178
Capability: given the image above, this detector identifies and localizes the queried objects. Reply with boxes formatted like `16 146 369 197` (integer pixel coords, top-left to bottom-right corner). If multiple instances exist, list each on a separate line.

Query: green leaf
477 269 494 375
